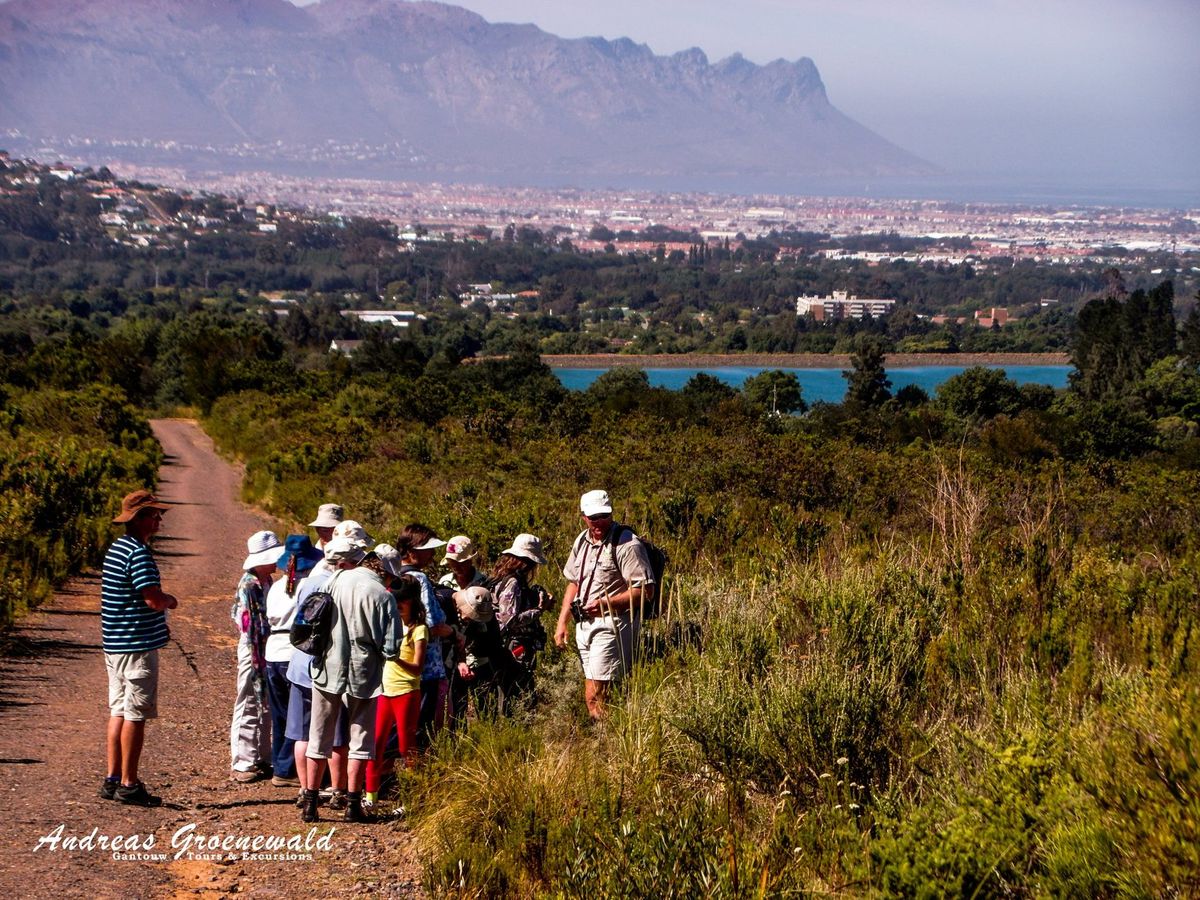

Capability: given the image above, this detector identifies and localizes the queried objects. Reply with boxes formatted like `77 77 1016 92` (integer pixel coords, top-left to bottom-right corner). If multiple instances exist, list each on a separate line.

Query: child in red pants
366 575 426 807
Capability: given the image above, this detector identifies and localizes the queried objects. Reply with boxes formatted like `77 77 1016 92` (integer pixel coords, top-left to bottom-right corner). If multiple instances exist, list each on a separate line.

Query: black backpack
575 525 669 620
290 588 335 658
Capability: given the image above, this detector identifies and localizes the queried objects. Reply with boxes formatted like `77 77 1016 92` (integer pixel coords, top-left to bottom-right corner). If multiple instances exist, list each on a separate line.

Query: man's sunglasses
585 512 611 522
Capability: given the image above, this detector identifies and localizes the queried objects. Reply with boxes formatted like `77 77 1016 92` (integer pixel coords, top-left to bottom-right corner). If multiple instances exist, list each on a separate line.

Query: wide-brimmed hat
308 503 344 528
323 535 367 565
112 489 169 523
276 534 324 574
454 586 495 623
373 542 404 577
580 490 612 517
243 530 283 571
332 519 375 548
443 535 477 563
503 533 547 566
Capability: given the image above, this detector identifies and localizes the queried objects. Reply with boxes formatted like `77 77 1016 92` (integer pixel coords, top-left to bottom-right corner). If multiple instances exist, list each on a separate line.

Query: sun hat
454 586 495 624
373 542 404 577
442 535 477 563
323 535 368 565
308 503 344 528
112 489 169 523
503 533 547 566
332 519 375 548
243 531 284 571
580 490 612 517
413 535 447 551
276 534 324 574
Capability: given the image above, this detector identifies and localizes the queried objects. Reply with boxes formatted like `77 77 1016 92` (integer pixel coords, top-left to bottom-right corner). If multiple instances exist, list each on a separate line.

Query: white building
796 290 895 321
341 309 425 328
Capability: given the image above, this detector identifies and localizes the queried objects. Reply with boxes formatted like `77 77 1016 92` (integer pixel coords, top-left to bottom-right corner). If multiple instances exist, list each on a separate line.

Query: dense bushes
401 546 1199 896
0 384 160 626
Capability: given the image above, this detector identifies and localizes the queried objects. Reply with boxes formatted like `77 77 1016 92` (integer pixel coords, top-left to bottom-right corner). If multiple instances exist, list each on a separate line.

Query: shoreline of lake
542 352 1071 369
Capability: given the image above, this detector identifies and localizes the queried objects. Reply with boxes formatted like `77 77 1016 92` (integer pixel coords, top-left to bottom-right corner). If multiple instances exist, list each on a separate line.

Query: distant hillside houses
930 307 1011 328
458 285 539 308
796 290 895 321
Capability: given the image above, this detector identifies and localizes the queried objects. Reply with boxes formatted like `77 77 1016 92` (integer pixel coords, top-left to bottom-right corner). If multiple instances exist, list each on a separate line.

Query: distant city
27 145 1198 266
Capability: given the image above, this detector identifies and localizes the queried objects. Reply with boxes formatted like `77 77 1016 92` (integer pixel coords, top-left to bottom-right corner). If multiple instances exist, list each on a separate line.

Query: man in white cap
308 504 344 553
554 490 655 720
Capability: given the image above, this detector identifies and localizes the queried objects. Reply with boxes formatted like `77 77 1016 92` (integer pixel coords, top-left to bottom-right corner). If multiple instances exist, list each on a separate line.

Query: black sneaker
115 781 162 807
99 778 120 801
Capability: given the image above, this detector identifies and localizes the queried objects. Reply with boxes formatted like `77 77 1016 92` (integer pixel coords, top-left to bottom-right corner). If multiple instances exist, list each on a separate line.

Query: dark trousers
264 661 295 778
448 667 469 733
417 677 447 750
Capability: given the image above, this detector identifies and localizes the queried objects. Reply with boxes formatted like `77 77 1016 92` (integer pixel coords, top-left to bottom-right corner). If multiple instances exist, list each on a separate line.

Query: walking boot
301 789 320 823
344 791 376 823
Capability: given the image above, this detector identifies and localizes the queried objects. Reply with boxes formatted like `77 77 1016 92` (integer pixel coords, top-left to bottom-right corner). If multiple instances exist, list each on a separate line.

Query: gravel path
0 419 420 898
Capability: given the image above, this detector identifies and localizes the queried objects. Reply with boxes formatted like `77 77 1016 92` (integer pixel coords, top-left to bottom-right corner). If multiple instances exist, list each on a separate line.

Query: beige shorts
576 616 637 682
307 690 377 761
105 650 159 721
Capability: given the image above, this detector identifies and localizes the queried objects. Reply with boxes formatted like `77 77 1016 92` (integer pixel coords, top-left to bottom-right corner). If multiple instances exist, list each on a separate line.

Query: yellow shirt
382 623 427 697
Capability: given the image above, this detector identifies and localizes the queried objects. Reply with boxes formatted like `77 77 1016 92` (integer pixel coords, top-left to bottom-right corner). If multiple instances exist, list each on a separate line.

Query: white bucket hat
332 519 375 548
503 533 547 566
454 586 495 623
309 503 344 528
580 490 612 517
373 542 404 577
323 535 368 564
443 535 477 563
243 530 283 571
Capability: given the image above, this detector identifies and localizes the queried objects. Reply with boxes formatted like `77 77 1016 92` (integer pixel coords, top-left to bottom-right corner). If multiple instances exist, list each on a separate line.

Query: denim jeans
264 660 295 778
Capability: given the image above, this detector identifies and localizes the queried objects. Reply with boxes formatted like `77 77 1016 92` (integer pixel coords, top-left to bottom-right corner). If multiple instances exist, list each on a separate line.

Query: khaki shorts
105 650 159 721
307 690 377 761
576 616 637 682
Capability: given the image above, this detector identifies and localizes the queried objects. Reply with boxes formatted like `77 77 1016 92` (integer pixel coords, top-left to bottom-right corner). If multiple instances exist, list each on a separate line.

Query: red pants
366 689 420 793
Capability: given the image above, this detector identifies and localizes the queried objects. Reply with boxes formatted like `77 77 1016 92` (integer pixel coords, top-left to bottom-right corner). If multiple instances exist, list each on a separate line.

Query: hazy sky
296 0 1199 195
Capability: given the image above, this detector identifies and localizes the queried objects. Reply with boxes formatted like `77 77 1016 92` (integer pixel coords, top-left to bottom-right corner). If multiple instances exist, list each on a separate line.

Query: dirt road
0 419 418 898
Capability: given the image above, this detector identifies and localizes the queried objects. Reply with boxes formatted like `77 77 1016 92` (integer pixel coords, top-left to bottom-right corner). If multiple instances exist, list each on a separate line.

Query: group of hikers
98 487 657 824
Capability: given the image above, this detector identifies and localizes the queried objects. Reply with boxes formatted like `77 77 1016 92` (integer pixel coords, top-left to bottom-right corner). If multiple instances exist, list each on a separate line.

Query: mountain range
0 0 936 186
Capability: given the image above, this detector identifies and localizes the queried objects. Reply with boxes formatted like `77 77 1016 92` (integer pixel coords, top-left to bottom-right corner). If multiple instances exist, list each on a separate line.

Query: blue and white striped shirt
101 535 169 654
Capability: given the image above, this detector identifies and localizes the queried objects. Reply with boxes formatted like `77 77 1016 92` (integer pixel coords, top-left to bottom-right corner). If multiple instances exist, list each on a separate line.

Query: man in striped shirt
100 489 178 807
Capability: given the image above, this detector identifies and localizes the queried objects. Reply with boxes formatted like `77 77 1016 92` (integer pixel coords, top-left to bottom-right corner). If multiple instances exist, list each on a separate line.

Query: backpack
574 525 669 620
289 588 335 658
433 583 461 627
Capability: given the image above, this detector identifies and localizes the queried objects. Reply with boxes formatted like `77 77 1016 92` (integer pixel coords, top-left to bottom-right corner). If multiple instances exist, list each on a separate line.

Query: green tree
843 336 892 407
743 369 806 414
1180 300 1200 367
936 367 1024 422
587 367 651 415
1071 281 1177 400
680 372 737 408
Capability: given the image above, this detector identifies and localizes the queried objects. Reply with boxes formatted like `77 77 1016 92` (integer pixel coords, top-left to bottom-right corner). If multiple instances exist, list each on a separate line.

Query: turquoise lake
552 365 1072 405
